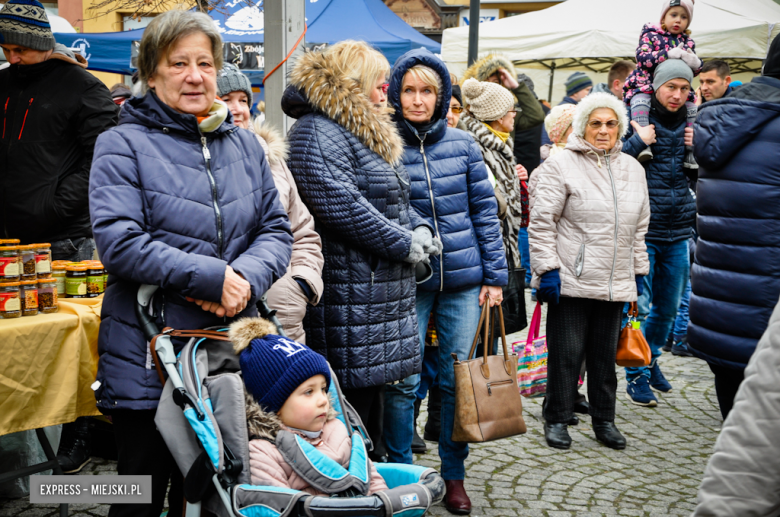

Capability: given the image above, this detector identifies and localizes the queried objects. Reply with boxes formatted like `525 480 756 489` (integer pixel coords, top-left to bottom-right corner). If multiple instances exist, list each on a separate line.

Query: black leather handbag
500 250 527 335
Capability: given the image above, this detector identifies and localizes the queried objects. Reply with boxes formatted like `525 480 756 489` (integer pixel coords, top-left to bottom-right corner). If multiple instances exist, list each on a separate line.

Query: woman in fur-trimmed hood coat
281 48 424 391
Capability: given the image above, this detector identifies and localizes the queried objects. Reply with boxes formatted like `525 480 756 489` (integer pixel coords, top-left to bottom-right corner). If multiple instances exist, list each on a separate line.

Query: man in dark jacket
695 60 732 105
688 38 780 419
592 60 634 100
621 59 696 407
0 0 117 475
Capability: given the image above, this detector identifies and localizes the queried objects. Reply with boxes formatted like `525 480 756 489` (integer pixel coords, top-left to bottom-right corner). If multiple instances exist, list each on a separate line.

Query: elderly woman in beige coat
218 64 323 342
529 92 650 451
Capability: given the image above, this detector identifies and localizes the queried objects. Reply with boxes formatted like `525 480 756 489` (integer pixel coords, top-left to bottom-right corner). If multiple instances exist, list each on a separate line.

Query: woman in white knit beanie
461 77 525 270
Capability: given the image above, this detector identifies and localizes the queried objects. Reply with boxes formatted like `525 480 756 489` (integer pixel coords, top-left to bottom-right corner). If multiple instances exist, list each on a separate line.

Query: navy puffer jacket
282 50 423 389
688 76 780 369
388 49 507 292
89 92 293 412
623 104 695 243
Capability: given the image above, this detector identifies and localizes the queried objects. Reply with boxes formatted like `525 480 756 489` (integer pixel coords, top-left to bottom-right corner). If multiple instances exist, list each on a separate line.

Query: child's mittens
680 49 702 71
666 45 686 60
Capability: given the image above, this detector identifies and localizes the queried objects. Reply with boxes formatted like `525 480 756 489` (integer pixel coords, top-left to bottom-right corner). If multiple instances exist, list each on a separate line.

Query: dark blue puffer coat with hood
688 76 780 369
622 102 696 243
89 91 293 412
388 49 507 292
281 49 425 390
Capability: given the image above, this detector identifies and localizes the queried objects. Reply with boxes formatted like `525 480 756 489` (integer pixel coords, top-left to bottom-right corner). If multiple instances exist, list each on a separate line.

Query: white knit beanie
462 78 515 122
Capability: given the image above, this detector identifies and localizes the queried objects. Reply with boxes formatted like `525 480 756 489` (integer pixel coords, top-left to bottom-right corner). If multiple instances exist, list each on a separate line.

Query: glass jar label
0 257 19 276
66 278 87 296
24 289 38 309
35 254 51 274
54 276 66 295
87 275 105 295
0 293 21 312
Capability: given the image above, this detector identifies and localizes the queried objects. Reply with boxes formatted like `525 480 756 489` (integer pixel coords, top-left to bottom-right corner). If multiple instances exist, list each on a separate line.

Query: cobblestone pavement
1 292 722 516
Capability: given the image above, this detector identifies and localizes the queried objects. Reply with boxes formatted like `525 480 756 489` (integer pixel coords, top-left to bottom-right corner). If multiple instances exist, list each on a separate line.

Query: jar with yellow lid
65 265 88 298
87 262 105 297
38 278 58 314
19 280 38 316
18 245 37 280
51 264 67 295
34 243 52 277
0 282 21 318
0 246 20 282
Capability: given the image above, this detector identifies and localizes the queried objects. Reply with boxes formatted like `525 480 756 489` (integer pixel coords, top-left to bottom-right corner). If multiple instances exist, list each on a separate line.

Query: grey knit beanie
0 0 55 52
652 59 693 91
217 63 253 106
462 78 515 122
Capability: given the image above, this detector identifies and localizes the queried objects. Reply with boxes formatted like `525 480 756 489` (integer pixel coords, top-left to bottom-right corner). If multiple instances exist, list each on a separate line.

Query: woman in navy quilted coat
385 49 508 514
281 41 436 452
88 11 293 517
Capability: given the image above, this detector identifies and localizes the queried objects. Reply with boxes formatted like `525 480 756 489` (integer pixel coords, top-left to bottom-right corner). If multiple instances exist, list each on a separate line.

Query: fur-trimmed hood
462 54 517 85
49 43 88 68
251 120 288 164
245 392 339 441
282 49 404 165
572 92 629 140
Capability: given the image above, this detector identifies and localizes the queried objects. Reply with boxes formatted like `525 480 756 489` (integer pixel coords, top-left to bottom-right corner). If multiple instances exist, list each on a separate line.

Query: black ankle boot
56 417 92 474
423 386 441 442
592 419 626 450
542 397 579 426
412 398 427 453
543 422 571 449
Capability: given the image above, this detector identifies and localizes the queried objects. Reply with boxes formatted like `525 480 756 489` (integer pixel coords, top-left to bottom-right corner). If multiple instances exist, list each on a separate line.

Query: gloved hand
666 45 686 60
537 269 561 305
635 275 645 297
680 48 702 71
413 226 443 256
404 229 428 264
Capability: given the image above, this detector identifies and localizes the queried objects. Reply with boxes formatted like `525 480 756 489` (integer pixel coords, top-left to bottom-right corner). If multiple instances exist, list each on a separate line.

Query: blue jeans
671 279 691 339
416 344 439 400
384 285 482 479
625 239 690 380
518 227 532 284
50 237 96 262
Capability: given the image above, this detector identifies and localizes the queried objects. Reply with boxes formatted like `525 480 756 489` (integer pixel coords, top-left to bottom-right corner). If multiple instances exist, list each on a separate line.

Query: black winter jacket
622 103 695 243
282 50 423 390
688 76 780 369
0 49 117 243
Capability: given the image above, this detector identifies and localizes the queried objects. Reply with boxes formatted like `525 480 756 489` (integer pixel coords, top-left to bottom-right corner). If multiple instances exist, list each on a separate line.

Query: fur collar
252 120 288 164
245 392 339 441
289 50 404 165
462 54 517 84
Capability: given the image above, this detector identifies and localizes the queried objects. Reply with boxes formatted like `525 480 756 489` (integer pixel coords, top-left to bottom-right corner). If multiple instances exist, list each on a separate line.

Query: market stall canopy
441 0 780 77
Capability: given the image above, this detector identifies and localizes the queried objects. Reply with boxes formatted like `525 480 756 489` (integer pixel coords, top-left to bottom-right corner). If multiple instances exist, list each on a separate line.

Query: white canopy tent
442 0 780 101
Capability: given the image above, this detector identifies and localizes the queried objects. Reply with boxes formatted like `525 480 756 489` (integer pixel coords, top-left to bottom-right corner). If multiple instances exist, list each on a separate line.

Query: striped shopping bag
513 301 547 398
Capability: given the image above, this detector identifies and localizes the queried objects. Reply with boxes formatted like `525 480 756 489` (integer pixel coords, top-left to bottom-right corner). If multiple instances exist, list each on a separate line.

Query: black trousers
108 410 183 517
544 297 623 423
708 363 745 420
342 385 386 459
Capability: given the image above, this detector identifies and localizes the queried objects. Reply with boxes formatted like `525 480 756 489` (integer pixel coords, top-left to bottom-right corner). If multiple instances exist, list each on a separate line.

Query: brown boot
444 479 471 515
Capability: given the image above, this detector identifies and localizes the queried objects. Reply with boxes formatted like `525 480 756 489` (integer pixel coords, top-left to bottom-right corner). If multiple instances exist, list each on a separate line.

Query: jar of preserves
19 245 37 280
65 265 88 298
0 282 21 318
87 262 105 297
0 246 20 281
38 278 58 314
19 280 38 316
35 243 52 277
51 264 67 296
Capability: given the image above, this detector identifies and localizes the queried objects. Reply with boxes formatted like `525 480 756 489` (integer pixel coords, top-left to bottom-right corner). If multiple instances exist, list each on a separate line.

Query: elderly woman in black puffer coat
282 41 440 457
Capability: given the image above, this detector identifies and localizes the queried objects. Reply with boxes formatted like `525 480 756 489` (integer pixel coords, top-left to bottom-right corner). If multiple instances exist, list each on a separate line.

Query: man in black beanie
688 35 780 419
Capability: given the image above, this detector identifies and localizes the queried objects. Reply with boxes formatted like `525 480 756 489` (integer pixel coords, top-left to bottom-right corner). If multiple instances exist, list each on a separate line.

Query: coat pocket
574 244 586 277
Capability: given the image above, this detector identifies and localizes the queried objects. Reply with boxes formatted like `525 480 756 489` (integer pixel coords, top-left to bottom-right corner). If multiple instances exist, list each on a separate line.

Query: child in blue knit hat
229 318 388 495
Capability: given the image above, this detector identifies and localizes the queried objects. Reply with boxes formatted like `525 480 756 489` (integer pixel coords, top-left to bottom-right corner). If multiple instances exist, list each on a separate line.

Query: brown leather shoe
444 479 472 515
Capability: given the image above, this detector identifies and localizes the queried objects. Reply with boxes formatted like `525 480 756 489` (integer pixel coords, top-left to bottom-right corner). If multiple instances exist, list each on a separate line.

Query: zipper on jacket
370 271 374 286
574 244 585 277
605 152 619 302
18 98 32 140
2 98 8 139
669 131 678 241
417 135 444 291
200 136 224 259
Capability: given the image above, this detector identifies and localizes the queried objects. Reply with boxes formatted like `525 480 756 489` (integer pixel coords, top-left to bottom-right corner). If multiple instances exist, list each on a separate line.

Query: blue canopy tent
53 0 440 86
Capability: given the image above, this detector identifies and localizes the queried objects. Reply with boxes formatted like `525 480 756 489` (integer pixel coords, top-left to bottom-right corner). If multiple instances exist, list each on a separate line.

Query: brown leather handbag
616 302 651 367
451 300 527 443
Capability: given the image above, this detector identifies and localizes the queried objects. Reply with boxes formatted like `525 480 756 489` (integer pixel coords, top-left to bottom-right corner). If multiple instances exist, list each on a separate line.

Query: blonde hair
325 40 390 98
450 72 459 86
403 65 441 97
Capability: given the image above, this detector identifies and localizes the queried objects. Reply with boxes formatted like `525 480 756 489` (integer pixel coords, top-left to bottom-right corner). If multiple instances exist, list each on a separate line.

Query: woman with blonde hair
281 40 438 460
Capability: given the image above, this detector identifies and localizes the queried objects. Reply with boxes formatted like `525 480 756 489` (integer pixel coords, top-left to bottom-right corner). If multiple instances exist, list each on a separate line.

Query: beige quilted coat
528 134 650 302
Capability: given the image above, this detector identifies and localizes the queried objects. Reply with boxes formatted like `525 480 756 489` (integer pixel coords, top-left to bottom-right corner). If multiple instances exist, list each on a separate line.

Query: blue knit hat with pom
229 318 331 413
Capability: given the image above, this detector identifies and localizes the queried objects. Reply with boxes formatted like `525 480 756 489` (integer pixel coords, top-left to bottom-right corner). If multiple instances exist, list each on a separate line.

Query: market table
0 297 102 516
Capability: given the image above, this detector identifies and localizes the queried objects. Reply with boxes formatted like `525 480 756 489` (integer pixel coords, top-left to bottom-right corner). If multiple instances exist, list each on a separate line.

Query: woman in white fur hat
528 92 651 451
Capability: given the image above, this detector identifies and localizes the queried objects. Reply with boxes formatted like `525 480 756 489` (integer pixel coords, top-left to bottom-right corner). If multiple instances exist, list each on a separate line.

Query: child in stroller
230 318 388 495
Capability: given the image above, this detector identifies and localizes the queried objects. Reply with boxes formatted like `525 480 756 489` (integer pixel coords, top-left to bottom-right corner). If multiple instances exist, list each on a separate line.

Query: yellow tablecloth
0 297 102 436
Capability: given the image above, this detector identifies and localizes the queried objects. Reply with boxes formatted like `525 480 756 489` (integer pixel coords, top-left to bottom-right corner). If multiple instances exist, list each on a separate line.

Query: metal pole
265 0 305 133
547 61 556 103
467 0 479 66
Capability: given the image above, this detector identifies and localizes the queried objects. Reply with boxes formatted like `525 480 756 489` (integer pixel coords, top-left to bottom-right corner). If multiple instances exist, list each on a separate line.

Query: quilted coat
89 91 293 412
282 49 424 389
688 76 780 369
693 293 780 516
622 100 695 243
387 49 507 293
529 133 650 302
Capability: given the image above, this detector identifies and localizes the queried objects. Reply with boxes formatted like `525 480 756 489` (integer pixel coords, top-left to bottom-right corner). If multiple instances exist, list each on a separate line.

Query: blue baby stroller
136 285 445 517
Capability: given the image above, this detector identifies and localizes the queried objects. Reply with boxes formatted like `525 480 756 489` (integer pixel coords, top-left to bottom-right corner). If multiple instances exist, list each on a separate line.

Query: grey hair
137 10 223 89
